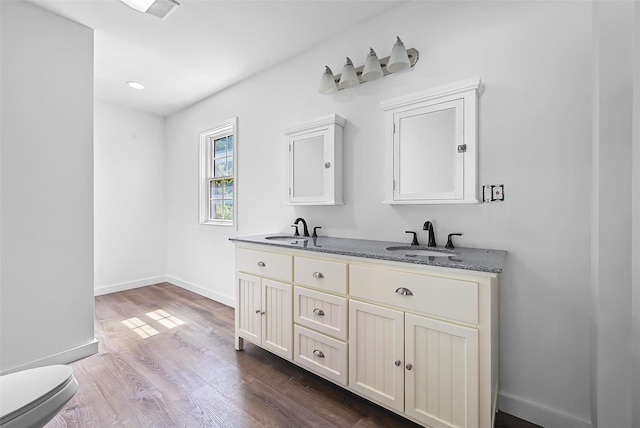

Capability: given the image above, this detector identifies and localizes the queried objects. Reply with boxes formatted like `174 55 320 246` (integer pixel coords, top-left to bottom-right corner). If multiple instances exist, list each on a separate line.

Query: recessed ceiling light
120 0 180 20
126 81 145 90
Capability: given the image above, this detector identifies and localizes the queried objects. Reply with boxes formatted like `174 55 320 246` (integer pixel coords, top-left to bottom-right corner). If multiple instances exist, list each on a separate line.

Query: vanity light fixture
318 36 419 95
120 0 180 19
126 81 145 90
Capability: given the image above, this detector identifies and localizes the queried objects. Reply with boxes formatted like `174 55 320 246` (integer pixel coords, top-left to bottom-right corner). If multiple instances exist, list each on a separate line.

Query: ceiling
28 0 399 117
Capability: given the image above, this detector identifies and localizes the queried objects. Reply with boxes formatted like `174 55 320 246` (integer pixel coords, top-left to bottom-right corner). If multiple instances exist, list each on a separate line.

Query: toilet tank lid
0 365 74 420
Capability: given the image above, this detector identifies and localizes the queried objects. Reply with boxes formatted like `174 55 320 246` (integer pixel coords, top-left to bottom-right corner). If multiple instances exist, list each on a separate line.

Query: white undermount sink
265 235 308 241
386 246 453 257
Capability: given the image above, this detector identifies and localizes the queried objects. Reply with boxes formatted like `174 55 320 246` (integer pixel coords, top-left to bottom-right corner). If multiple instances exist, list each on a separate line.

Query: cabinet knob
313 349 325 358
312 308 325 316
394 360 402 367
406 363 413 371
395 287 414 296
312 271 324 279
257 261 266 267
255 309 265 315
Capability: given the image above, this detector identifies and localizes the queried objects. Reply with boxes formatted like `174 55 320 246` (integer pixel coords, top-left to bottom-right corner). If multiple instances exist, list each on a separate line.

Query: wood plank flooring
46 283 540 428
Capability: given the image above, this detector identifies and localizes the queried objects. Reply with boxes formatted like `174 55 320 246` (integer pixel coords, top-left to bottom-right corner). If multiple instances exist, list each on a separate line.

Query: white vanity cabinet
234 242 499 428
349 264 481 427
292 256 349 385
235 248 293 360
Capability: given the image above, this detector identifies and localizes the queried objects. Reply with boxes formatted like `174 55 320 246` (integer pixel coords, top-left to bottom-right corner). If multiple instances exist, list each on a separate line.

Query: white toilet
0 365 78 428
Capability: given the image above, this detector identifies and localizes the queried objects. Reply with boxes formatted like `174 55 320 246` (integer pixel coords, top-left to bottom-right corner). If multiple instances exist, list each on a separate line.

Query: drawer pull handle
257 261 266 267
312 271 324 279
406 363 413 371
312 308 325 316
313 349 325 358
395 287 414 296
395 360 401 367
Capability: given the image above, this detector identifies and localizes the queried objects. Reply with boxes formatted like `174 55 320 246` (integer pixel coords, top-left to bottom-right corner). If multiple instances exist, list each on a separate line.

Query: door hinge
457 144 467 153
288 187 291 195
393 122 396 134
393 180 396 191
289 144 291 152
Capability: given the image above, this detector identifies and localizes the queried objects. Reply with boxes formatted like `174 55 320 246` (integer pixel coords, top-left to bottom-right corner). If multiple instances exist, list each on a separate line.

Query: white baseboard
499 391 592 428
94 275 169 296
93 274 234 307
166 275 235 308
1 339 99 376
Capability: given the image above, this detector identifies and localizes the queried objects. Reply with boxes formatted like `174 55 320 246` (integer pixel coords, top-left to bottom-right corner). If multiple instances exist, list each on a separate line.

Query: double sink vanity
230 229 505 428
231 77 503 427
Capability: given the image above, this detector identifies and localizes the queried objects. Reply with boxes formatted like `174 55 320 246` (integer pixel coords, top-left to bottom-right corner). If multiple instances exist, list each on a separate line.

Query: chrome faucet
422 221 437 247
292 217 310 237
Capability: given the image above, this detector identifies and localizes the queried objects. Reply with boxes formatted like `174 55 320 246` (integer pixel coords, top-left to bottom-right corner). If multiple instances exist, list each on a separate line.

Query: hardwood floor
46 283 540 428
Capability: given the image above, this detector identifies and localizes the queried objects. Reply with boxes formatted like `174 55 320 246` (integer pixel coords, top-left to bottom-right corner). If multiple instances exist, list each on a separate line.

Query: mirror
381 78 481 204
292 134 324 198
284 114 345 205
398 106 457 196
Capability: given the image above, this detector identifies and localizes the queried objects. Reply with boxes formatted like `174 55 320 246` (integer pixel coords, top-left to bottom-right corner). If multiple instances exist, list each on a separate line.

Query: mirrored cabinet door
291 131 325 200
382 78 481 205
284 114 345 205
394 100 464 201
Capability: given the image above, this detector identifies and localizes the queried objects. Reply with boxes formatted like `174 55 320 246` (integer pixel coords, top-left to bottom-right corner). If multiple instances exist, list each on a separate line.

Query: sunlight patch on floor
122 317 160 338
146 309 186 329
121 310 186 339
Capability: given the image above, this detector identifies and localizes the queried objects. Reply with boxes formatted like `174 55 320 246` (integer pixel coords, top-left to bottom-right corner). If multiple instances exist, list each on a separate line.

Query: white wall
94 101 167 295
591 3 635 427
0 1 96 373
631 5 640 428
166 2 598 426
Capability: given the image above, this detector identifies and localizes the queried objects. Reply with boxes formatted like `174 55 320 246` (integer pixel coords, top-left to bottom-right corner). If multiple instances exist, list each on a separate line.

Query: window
199 117 237 226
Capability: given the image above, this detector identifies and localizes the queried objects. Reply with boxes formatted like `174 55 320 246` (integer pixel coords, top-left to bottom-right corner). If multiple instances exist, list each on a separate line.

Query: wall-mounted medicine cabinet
381 77 481 204
284 114 345 205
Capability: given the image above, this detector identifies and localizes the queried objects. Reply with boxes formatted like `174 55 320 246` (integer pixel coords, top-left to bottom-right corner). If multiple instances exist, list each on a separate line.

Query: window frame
199 117 238 227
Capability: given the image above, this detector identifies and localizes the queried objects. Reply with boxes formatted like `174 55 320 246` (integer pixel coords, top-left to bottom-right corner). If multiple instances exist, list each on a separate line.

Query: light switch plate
482 185 493 202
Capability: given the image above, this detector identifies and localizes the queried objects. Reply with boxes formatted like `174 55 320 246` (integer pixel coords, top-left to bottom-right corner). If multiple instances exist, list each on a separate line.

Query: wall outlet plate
482 184 504 202
492 184 504 201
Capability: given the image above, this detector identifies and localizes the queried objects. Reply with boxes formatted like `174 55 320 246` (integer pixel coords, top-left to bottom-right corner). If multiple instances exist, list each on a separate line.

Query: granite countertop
229 234 506 274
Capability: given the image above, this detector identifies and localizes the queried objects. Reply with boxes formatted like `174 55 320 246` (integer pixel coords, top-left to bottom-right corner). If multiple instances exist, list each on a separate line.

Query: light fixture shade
361 48 383 82
387 36 411 73
318 66 338 95
338 57 360 89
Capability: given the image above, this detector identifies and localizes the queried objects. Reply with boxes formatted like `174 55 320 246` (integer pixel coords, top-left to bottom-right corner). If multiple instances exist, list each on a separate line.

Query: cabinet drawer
349 265 478 325
294 256 347 294
294 325 347 385
294 287 347 341
236 248 292 282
